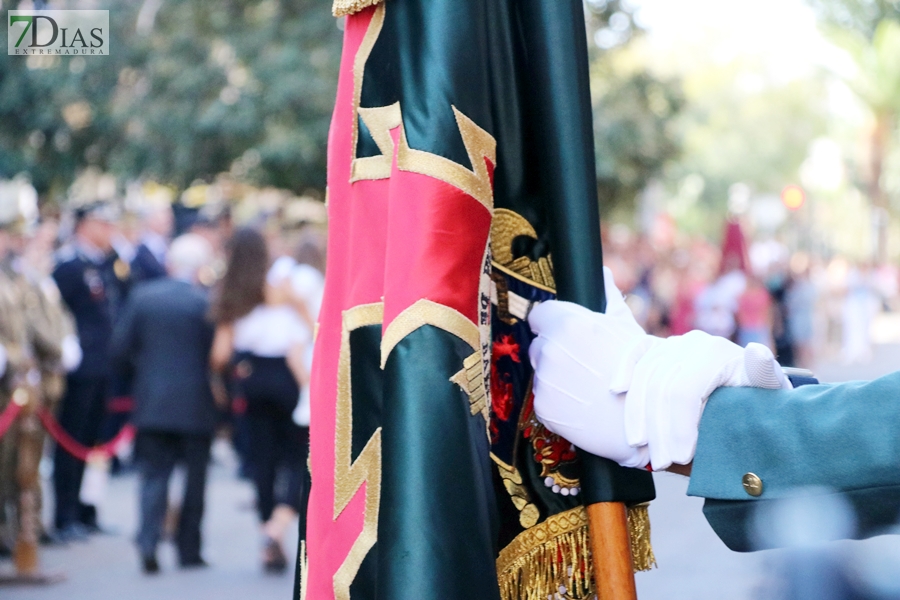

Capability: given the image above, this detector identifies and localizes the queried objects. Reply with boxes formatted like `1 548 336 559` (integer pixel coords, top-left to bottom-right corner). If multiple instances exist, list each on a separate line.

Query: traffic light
781 185 806 210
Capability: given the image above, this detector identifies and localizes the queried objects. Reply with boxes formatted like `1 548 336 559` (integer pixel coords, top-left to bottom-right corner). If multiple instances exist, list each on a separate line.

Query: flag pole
587 502 637 600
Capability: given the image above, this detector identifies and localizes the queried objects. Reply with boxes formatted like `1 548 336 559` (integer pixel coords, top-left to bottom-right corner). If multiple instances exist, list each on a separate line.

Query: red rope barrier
0 400 23 440
36 408 135 462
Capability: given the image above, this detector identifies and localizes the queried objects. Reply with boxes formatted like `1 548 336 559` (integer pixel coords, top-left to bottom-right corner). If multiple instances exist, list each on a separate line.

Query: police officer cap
74 200 121 224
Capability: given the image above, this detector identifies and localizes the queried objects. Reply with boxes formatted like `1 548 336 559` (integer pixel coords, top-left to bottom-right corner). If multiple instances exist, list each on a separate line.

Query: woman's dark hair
293 229 326 274
209 227 268 324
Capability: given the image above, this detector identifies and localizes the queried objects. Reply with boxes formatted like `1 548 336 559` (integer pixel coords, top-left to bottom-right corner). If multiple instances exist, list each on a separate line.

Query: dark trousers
246 404 306 522
135 431 211 563
53 376 107 530
236 353 306 523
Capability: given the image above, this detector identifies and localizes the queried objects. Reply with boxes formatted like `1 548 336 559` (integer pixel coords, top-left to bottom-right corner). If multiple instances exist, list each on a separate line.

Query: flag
301 1 656 598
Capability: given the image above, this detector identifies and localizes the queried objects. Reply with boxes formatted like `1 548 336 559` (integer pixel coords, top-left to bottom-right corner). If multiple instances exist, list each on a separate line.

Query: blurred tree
809 0 900 262
806 0 900 39
584 0 686 213
0 0 342 198
110 0 341 191
674 63 830 228
1 0 683 209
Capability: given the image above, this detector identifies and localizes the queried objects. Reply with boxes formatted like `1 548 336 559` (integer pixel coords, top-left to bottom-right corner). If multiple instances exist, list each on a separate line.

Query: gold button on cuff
742 472 763 497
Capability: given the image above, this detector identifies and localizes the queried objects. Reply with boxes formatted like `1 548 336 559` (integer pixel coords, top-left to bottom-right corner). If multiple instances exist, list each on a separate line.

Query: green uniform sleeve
687 371 900 551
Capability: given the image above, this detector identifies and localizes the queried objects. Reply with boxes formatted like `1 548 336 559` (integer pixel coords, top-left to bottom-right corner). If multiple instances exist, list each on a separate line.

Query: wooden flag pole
587 502 637 600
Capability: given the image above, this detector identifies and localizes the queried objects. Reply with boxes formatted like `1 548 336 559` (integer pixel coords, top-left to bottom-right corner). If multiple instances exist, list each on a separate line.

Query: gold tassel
627 503 657 572
496 504 656 600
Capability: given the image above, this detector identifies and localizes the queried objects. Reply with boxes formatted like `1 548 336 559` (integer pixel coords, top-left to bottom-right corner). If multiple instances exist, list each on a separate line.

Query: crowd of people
602 218 899 369
2 187 896 583
0 192 324 576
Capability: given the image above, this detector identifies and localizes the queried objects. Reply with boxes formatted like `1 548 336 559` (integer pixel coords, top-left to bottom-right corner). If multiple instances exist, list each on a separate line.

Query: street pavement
2 344 898 600
2 440 297 600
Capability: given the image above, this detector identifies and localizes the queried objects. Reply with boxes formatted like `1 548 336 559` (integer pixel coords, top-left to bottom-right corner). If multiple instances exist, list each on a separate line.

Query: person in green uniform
529 267 900 552
0 206 37 567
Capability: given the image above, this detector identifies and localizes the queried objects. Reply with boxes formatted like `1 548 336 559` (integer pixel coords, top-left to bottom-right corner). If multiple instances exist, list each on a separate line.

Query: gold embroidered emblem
491 454 539 529
490 208 555 292
451 351 488 420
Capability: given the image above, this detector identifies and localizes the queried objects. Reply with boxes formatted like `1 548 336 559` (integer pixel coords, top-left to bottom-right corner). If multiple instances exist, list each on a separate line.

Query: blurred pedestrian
736 276 773 349
209 227 312 573
110 234 217 574
0 210 33 561
695 221 748 340
18 219 82 550
785 255 817 368
841 263 878 364
51 201 130 541
130 201 173 284
0 204 79 572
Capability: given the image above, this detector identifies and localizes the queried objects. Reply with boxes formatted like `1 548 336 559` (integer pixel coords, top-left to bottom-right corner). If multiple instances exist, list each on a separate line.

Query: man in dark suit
130 201 173 284
52 201 130 540
110 233 217 574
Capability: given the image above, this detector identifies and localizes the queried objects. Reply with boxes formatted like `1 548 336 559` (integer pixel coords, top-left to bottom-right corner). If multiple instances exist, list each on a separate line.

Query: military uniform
130 238 167 284
0 263 32 558
51 242 129 534
690 371 900 551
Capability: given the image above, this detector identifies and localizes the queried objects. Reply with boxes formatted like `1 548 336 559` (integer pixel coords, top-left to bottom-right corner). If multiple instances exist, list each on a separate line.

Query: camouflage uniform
0 247 71 574
0 263 34 564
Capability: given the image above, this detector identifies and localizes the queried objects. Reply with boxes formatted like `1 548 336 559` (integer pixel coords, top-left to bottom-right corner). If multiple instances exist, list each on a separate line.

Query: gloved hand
0 343 6 379
61 335 83 373
529 268 792 472
528 267 655 468
617 331 791 470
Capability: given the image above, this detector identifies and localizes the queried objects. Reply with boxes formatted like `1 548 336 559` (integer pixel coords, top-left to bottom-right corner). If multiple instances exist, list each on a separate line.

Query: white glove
618 330 792 471
528 267 654 468
529 267 792 472
61 335 83 373
0 343 7 379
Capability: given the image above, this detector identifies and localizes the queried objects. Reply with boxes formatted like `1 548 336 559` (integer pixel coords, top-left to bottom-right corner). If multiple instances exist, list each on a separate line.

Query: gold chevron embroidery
347 2 496 211
396 106 496 212
351 102 497 214
351 103 402 182
381 299 480 369
349 3 386 179
333 0 383 17
333 302 384 600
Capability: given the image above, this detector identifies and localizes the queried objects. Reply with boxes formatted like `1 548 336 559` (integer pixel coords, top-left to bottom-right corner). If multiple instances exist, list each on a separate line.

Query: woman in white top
209 227 312 573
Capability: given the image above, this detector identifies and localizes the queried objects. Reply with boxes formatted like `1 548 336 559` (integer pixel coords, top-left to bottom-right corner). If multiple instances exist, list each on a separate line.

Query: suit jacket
53 247 130 379
130 243 167 284
110 278 216 435
688 371 900 551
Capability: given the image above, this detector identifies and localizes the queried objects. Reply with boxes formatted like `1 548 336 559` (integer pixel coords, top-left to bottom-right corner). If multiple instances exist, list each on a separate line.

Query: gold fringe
333 0 383 18
496 507 593 600
627 503 656 572
496 504 656 600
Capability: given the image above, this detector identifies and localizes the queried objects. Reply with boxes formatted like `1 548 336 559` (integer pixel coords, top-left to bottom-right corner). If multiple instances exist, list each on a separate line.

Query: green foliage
806 0 900 40
593 71 684 213
0 0 342 197
677 71 830 214
585 0 686 212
